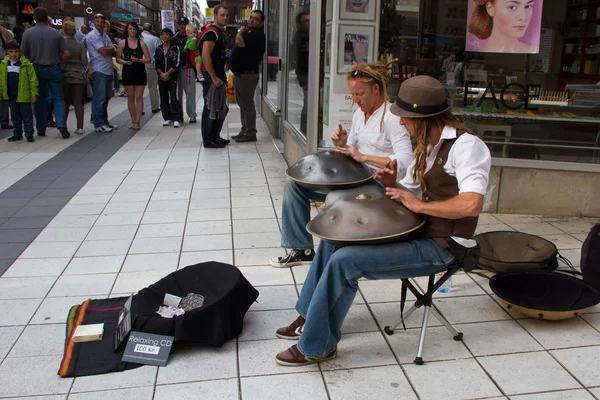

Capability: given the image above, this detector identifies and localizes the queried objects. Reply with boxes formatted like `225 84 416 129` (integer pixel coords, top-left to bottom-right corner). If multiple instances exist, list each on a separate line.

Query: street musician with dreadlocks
273 75 491 366
270 61 413 268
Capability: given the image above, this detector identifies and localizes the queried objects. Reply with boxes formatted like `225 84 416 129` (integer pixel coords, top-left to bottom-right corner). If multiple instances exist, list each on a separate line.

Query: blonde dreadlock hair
411 111 473 192
346 60 392 133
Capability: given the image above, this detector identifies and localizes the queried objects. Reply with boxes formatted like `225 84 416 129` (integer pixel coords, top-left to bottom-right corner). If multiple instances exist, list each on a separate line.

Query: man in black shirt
199 4 229 148
229 10 266 143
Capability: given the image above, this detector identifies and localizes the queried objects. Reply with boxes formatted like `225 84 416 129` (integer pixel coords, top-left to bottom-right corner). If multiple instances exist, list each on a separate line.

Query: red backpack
196 25 221 72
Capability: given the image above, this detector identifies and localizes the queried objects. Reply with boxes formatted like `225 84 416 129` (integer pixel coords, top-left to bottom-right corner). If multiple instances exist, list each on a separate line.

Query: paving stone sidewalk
0 89 599 399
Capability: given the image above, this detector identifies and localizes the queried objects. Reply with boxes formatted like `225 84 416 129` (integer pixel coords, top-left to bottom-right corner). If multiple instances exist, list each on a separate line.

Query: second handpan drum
286 150 373 193
307 192 426 247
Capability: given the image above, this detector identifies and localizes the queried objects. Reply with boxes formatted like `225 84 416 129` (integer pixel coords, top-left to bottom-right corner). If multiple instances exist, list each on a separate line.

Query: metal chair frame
384 263 464 365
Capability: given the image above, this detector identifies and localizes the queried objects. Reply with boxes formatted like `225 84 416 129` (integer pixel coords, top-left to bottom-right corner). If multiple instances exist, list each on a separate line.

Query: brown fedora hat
390 75 452 118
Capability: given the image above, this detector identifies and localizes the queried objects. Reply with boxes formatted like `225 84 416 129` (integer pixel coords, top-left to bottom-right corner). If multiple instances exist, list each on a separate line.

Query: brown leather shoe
275 344 337 367
276 315 305 340
234 134 257 143
231 132 244 139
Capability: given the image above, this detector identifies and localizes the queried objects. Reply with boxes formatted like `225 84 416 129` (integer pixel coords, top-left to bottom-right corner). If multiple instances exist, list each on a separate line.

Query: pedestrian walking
0 40 38 142
230 10 266 143
20 7 70 138
155 28 182 128
60 21 88 135
116 22 150 130
141 23 161 114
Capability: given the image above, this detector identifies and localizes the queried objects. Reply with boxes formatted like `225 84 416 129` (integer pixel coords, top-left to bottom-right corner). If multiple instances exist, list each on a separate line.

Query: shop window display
319 0 600 164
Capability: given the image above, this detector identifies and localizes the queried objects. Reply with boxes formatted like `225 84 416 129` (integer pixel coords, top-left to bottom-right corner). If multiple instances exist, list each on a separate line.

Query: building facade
257 0 600 217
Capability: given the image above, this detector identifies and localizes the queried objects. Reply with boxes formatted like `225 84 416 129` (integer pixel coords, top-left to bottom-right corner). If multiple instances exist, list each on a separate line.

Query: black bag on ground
130 262 259 347
474 231 559 273
581 223 600 292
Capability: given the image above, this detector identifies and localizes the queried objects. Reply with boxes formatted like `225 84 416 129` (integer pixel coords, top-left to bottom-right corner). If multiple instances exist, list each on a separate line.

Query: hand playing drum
375 159 398 188
331 124 348 147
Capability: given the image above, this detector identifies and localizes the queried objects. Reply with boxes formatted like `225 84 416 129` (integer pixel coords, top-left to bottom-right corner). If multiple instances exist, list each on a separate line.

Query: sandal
132 123 141 130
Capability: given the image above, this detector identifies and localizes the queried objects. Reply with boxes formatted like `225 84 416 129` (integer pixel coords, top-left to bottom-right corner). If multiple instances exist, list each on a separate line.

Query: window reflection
266 0 280 106
287 3 311 135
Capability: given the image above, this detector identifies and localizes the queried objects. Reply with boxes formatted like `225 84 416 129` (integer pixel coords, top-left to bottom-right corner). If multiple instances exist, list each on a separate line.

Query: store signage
110 13 133 21
122 332 174 367
21 5 34 14
85 7 94 15
464 81 542 111
50 18 64 26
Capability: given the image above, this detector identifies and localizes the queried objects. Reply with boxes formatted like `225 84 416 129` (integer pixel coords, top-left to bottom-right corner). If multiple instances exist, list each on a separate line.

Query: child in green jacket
0 40 38 142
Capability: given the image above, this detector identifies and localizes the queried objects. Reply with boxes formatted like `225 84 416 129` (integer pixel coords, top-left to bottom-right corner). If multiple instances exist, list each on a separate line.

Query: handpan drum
286 150 374 193
307 192 426 247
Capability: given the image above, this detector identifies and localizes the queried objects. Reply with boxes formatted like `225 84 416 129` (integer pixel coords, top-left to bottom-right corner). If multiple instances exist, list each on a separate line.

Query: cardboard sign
114 295 133 351
122 332 174 367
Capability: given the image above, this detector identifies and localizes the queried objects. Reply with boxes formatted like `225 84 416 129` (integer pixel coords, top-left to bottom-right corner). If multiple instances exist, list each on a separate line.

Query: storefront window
266 0 280 107
286 0 311 136
318 0 600 164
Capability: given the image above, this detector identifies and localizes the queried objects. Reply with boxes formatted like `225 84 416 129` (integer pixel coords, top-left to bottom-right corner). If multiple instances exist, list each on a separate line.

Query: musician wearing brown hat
274 75 491 366
270 61 413 268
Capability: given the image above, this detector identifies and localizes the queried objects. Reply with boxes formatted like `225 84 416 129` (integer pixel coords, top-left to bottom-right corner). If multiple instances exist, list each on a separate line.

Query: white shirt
347 102 413 179
142 31 162 65
400 126 491 246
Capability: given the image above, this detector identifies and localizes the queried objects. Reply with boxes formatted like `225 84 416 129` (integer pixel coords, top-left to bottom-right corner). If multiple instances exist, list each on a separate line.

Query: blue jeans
201 72 225 143
295 239 456 358
280 178 383 250
91 72 113 128
113 68 120 92
8 98 34 137
33 65 66 132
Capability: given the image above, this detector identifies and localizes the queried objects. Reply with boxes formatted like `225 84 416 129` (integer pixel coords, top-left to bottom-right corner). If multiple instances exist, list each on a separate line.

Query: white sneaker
105 123 117 129
75 129 84 135
95 125 113 133
163 120 172 126
174 121 181 128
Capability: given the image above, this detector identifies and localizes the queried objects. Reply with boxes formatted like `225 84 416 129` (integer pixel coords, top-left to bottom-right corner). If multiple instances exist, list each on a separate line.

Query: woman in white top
270 61 413 268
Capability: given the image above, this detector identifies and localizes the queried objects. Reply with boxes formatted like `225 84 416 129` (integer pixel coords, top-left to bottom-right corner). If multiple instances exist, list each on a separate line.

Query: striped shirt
85 28 114 75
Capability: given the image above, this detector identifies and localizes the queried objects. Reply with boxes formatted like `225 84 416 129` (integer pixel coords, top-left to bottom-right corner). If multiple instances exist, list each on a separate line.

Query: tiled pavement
0 89 599 399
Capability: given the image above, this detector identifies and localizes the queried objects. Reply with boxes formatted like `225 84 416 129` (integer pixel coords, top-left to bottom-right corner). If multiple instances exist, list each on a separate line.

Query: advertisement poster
338 25 375 73
340 0 378 21
161 10 175 31
332 94 358 131
465 0 543 54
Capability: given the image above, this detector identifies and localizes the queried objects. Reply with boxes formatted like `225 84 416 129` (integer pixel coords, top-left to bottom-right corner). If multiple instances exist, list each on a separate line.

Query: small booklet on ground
72 323 104 343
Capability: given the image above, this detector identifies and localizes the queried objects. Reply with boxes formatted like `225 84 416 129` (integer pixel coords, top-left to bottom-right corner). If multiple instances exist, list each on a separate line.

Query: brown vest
415 130 479 240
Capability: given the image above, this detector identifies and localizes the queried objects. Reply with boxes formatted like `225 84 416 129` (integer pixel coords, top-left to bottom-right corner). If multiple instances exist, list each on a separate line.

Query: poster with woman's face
340 0 378 21
465 0 543 54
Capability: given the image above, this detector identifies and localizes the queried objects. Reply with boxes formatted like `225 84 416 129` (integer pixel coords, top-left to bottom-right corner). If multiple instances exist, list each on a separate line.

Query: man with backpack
199 4 230 148
0 24 15 130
